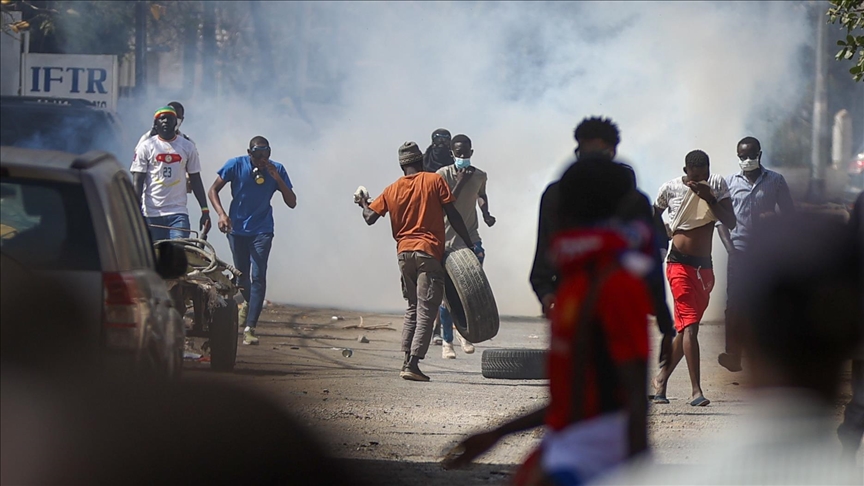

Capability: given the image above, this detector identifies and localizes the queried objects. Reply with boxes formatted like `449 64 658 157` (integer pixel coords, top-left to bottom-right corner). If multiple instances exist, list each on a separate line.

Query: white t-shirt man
136 129 195 149
131 135 201 217
655 174 730 234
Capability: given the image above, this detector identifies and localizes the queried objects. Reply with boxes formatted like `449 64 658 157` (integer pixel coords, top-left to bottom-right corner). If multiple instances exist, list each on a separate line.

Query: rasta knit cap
154 106 178 119
398 141 424 166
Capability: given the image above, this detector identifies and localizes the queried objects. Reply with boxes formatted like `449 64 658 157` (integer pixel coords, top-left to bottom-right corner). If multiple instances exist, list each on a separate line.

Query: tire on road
443 247 499 343
209 297 238 372
481 348 547 380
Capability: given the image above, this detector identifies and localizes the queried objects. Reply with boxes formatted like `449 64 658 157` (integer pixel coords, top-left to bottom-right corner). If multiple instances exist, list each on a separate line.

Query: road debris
343 323 395 331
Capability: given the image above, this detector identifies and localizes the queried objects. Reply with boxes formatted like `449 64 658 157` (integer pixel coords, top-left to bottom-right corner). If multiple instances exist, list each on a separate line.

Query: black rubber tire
481 348 548 380
209 298 238 372
443 247 499 343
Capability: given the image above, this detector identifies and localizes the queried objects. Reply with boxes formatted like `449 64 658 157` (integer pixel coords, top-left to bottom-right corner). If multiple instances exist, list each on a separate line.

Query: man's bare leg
682 324 708 404
653 332 685 399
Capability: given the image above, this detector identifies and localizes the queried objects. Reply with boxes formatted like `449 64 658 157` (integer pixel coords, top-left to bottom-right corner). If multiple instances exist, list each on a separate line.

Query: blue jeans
146 214 190 241
228 232 274 328
442 241 485 344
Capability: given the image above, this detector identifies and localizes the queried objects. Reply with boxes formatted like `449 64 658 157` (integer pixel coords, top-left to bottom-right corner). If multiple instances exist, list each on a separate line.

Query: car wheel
443 247 499 344
209 297 238 372
481 348 547 380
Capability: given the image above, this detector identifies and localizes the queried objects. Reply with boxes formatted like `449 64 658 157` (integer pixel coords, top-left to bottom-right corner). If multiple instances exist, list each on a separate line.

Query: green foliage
828 0 864 81
0 1 210 55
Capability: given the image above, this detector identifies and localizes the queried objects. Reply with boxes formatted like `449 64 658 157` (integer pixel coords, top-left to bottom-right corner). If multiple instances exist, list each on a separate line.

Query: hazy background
122 1 815 318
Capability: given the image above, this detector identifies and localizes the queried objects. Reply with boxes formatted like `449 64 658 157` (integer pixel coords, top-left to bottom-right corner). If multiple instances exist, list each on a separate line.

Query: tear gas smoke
131 1 813 317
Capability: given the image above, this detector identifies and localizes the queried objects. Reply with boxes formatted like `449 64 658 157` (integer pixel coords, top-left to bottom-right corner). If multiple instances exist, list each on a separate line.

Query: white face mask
738 156 760 172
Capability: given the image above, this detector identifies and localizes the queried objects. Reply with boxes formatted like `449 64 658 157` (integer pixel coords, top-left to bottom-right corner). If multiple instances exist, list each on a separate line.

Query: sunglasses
250 146 271 152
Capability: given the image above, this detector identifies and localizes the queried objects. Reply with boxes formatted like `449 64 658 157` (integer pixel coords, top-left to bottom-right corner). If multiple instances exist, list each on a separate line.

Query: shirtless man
652 150 736 406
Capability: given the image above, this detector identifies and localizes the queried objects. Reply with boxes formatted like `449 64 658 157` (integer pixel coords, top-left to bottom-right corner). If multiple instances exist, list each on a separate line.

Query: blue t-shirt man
209 136 297 346
218 156 293 235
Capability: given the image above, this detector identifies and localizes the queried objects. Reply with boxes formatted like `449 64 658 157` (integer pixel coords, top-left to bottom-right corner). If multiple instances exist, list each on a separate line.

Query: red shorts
666 263 714 332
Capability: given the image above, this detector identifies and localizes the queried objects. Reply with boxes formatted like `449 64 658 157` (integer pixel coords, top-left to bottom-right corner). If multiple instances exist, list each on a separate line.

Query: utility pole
135 1 148 100
808 4 828 203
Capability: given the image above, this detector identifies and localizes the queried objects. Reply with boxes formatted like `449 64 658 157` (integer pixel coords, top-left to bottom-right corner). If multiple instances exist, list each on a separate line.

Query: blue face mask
454 157 471 169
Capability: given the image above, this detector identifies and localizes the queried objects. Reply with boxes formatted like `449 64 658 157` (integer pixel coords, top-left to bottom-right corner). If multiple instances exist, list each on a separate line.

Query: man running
717 136 794 372
652 150 736 407
357 142 472 381
209 136 297 346
131 106 210 241
435 134 496 359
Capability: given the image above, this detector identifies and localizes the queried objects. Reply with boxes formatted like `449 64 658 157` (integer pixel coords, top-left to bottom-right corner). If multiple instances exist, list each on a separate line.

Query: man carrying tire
436 134 496 359
444 157 654 483
357 142 473 382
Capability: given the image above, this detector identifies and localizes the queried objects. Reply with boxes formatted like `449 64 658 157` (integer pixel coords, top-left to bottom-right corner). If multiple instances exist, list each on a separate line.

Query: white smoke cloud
169 1 812 317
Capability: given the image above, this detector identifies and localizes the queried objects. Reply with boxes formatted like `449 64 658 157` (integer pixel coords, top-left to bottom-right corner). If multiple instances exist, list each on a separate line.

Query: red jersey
545 228 652 431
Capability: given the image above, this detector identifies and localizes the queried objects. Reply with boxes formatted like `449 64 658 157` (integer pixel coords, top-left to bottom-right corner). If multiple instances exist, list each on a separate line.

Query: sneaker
442 342 456 359
432 334 443 346
238 302 248 325
243 328 259 345
718 352 742 372
399 364 430 382
457 334 475 354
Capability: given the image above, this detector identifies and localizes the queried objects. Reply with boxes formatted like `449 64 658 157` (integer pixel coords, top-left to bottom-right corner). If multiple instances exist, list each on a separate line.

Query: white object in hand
354 185 371 204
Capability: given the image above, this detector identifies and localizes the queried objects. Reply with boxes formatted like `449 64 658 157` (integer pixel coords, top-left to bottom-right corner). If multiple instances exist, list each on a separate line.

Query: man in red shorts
442 157 654 484
652 150 736 406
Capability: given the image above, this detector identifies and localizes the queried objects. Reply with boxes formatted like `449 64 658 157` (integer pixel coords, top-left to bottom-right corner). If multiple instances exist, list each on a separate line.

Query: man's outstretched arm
441 406 547 470
360 198 381 226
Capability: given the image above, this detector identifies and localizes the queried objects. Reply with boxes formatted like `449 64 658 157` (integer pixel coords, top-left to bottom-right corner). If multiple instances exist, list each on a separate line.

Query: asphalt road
182 304 861 485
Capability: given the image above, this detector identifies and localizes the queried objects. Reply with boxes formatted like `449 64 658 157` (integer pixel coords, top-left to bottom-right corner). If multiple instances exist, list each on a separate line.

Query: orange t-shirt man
369 172 454 261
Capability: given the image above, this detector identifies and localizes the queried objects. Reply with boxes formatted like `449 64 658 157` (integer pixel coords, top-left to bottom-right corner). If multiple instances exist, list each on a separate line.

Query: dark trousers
228 232 274 328
398 251 445 359
725 250 745 356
